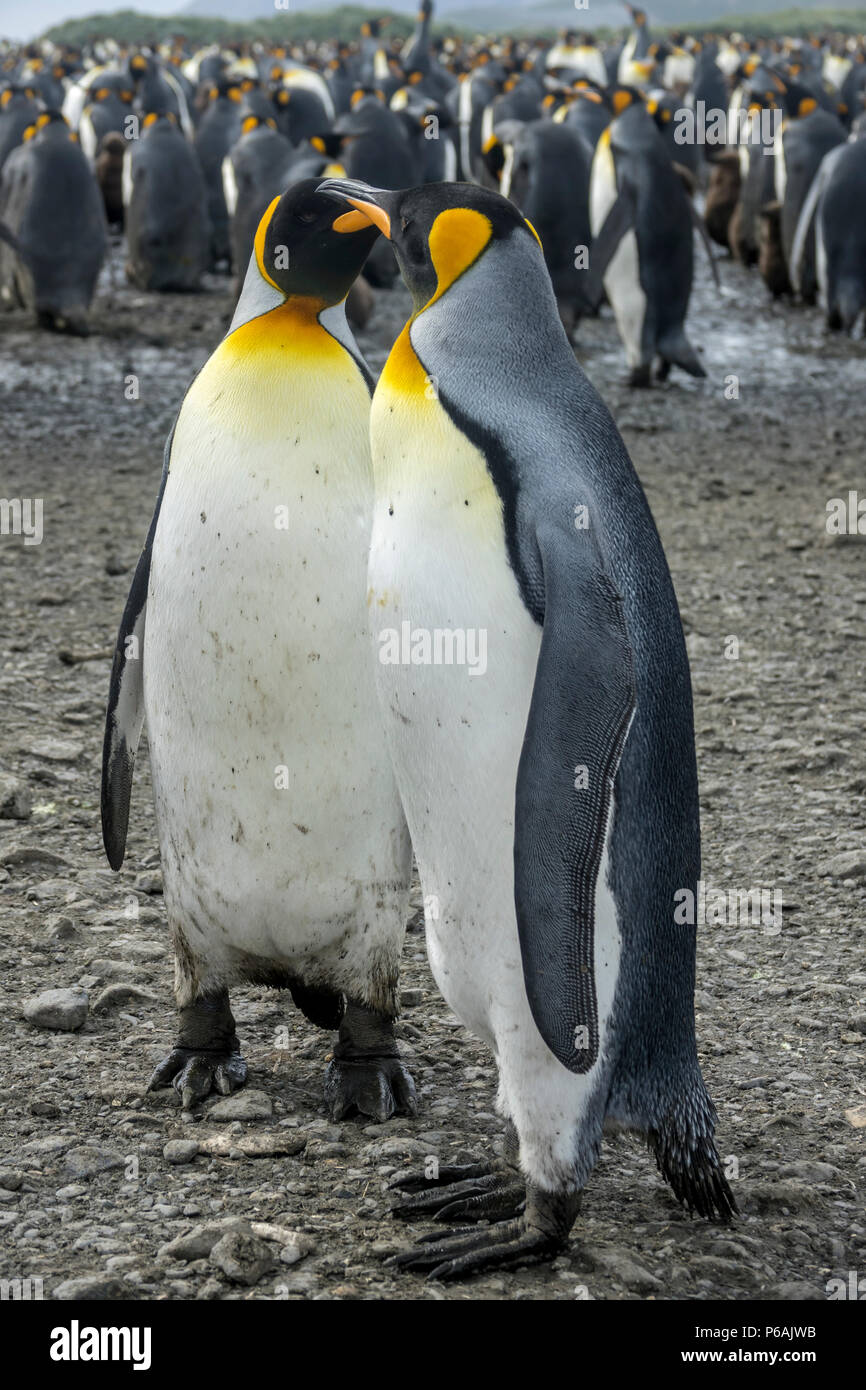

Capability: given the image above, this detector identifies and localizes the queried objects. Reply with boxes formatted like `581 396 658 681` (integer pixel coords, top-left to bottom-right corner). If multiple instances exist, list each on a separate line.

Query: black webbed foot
323 1000 417 1123
147 990 246 1111
386 1183 581 1281
389 1163 526 1225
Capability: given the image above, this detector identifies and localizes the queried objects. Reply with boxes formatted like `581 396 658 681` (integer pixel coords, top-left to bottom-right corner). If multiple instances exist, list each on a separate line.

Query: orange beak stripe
341 197 391 239
332 209 376 233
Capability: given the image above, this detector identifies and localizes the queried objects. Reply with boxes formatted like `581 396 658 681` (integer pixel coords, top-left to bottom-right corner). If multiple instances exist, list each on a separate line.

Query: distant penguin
495 119 595 337
272 82 332 146
791 135 866 333
692 44 730 160
390 91 457 183
646 89 702 180
194 77 244 270
123 111 208 292
773 101 846 303
328 92 416 189
757 201 791 298
78 78 134 161
95 129 125 226
590 90 706 384
102 180 415 1120
401 1 434 78
0 85 40 169
319 176 735 1278
553 84 613 152
222 112 294 284
129 51 193 137
0 110 107 333
704 152 741 249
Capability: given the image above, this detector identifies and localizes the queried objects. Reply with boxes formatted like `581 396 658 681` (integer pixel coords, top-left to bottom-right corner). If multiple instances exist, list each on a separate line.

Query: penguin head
247 178 381 308
317 178 541 314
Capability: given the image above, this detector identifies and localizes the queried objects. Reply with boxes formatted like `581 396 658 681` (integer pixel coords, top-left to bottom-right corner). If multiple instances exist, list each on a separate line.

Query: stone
816 851 866 882
163 1139 200 1165
209 1228 275 1286
53 1275 128 1300
158 1219 248 1261
25 738 83 763
778 1160 839 1184
92 983 158 1013
0 843 69 868
0 773 31 820
583 1247 663 1292
207 1089 273 1122
46 914 79 941
23 987 88 1031
62 1145 125 1180
134 871 163 895
196 1130 306 1159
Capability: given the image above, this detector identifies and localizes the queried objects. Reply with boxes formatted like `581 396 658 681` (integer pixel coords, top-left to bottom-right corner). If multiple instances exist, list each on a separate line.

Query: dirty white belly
144 377 409 991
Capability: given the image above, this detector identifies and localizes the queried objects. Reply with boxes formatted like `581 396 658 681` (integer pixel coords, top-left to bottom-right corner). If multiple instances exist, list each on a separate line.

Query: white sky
0 2 182 42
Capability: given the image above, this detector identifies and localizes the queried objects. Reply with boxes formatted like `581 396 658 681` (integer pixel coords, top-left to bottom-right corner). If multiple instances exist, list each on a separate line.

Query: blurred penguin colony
1 3 866 378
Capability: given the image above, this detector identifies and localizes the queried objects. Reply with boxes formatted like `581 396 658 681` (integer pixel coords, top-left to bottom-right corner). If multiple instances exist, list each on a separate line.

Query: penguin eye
294 207 319 225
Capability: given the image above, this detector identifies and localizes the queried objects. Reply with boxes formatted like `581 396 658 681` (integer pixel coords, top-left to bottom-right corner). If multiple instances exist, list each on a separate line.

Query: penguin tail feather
657 328 706 378
648 1096 738 1222
835 281 866 335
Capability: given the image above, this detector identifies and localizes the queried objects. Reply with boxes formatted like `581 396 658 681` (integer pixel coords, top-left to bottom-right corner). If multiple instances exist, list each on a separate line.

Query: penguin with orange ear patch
0 109 106 333
124 111 208 290
102 181 416 1122
317 176 735 1279
772 84 846 303
589 88 706 385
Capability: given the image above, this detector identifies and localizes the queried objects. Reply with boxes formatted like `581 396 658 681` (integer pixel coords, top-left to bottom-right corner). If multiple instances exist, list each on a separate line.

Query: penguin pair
309 174 735 1277
104 172 734 1277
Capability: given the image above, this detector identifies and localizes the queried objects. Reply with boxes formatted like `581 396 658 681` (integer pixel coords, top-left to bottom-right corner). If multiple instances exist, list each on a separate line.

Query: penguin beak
317 178 394 240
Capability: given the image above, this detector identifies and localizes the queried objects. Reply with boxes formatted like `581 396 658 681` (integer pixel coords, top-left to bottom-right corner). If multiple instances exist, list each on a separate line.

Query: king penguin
318 176 736 1278
101 179 416 1123
589 88 707 386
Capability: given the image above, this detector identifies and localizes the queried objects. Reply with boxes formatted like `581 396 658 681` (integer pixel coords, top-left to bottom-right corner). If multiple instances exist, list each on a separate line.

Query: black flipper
585 185 636 310
689 200 721 288
514 522 636 1073
100 422 175 870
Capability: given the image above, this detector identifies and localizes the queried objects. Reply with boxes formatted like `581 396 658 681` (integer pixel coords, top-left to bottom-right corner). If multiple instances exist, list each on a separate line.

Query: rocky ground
0 235 864 1302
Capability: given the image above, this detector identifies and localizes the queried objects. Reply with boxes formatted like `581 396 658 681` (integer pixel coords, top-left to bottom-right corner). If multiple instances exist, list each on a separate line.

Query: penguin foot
147 1046 248 1111
324 1055 417 1123
627 364 653 388
386 1186 581 1281
389 1167 526 1224
324 1000 417 1123
147 989 246 1111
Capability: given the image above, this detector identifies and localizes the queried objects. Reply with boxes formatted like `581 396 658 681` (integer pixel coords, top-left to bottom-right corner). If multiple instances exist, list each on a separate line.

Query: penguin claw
390 1173 525 1224
388 1161 493 1192
323 1055 417 1124
146 1047 248 1111
385 1218 564 1281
